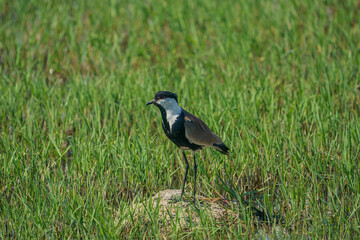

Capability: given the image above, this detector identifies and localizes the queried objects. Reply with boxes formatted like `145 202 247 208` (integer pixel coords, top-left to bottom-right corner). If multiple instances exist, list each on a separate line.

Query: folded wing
183 110 223 147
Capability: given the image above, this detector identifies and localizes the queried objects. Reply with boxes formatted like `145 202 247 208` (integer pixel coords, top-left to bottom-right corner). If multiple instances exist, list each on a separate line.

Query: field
1 0 359 238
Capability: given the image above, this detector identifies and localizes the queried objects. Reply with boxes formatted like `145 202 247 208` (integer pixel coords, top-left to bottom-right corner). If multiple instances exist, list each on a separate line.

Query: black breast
158 108 202 151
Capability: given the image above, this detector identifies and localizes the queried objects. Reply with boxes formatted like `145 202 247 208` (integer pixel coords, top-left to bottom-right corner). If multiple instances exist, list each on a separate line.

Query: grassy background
1 0 359 238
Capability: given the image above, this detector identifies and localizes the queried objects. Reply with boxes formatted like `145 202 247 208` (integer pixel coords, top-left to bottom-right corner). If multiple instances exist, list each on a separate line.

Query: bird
146 91 229 202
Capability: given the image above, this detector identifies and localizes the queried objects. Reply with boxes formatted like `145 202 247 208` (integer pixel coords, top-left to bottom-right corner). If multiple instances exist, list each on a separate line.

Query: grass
1 0 359 238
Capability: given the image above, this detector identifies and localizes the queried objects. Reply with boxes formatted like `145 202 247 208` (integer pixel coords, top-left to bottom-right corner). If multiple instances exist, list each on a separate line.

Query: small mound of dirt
120 189 238 228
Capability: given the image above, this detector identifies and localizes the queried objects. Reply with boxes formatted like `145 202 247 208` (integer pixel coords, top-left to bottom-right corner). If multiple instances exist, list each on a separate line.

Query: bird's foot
191 197 201 208
170 195 184 203
169 196 202 209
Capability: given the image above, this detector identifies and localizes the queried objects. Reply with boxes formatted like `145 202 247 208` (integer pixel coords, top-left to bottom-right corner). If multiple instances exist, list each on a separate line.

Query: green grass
1 0 359 238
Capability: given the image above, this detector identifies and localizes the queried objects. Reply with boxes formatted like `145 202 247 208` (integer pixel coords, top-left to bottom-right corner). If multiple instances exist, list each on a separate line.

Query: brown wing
183 110 223 146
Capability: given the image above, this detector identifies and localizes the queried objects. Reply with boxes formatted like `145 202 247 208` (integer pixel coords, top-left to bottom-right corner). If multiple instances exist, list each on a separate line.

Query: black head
146 91 178 106
154 91 178 102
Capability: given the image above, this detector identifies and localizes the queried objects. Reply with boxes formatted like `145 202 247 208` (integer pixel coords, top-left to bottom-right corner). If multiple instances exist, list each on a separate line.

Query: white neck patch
157 98 182 130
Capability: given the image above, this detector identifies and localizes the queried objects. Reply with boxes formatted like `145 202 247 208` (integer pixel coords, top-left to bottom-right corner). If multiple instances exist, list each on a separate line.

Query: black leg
180 150 189 200
192 151 197 202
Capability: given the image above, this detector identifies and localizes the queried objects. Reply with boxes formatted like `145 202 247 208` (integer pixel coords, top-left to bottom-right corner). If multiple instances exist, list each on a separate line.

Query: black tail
213 143 230 155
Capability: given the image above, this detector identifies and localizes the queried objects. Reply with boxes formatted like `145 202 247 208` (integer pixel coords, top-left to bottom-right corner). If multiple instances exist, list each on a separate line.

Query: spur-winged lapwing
146 91 229 202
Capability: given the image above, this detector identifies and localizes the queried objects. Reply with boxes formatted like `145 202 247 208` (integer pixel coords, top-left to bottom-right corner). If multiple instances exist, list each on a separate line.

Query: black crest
154 91 178 102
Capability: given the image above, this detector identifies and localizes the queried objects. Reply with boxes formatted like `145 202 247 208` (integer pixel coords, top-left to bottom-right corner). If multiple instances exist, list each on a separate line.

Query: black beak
146 99 155 106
